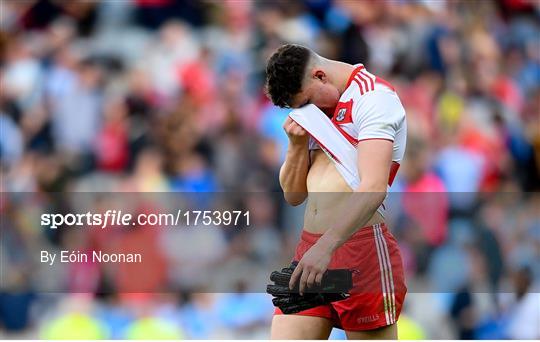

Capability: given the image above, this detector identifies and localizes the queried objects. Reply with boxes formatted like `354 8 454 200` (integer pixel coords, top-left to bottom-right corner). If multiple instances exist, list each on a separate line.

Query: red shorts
274 223 407 331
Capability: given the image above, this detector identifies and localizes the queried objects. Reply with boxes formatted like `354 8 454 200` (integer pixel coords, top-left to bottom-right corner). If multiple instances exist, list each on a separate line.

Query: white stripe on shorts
375 224 396 324
377 224 397 323
373 224 391 325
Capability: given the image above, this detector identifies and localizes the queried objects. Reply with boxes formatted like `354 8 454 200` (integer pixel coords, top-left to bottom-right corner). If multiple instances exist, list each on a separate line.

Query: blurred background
1 0 539 339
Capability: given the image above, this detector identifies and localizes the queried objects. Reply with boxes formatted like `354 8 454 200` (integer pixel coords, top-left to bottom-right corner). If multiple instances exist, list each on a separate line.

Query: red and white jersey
309 64 407 187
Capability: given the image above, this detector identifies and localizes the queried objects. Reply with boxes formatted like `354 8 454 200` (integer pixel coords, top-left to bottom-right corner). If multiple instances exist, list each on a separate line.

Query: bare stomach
303 150 384 234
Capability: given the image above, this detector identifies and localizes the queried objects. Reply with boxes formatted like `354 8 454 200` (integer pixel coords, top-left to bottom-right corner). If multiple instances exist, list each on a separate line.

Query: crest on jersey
336 108 346 122
332 99 353 124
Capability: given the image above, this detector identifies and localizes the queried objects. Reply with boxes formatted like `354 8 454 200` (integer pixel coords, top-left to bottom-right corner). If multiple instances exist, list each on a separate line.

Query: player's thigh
345 323 397 340
271 314 333 339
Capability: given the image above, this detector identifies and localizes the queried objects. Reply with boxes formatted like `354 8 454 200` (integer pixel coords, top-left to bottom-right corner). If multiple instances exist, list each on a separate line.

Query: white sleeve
352 90 406 142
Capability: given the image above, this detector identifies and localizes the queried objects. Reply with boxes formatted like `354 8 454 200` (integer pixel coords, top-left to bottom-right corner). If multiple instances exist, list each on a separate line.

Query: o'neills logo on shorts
357 314 380 323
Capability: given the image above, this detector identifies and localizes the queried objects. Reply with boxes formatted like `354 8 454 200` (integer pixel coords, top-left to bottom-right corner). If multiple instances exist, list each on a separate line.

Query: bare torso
303 150 384 234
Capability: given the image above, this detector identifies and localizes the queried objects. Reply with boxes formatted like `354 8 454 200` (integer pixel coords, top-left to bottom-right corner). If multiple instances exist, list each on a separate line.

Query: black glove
266 261 353 314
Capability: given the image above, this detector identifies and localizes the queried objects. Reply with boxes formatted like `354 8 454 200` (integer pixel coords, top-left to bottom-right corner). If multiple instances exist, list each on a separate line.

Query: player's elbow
355 182 387 203
283 192 307 206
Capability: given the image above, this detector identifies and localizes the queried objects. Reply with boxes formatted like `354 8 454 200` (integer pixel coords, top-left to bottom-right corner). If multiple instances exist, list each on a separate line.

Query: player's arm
279 116 309 206
290 89 405 293
320 139 392 248
289 140 392 293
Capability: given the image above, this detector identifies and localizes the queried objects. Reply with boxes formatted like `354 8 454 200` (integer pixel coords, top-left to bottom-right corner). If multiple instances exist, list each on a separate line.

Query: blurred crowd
1 0 539 339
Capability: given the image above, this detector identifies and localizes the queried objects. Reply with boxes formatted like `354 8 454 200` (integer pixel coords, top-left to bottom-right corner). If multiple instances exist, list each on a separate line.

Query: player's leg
270 314 333 339
345 323 397 340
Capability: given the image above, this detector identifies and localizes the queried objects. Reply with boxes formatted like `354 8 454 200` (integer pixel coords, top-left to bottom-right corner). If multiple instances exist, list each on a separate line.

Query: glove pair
266 261 353 314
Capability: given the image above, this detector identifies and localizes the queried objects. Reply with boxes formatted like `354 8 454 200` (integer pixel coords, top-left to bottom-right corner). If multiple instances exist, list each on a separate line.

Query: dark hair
265 44 312 108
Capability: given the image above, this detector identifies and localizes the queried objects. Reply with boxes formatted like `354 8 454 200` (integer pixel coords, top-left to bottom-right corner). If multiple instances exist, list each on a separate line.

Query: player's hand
289 239 333 295
283 116 309 146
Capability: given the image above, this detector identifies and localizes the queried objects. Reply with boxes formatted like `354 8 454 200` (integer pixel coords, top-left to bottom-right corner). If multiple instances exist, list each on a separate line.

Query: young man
265 44 407 339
